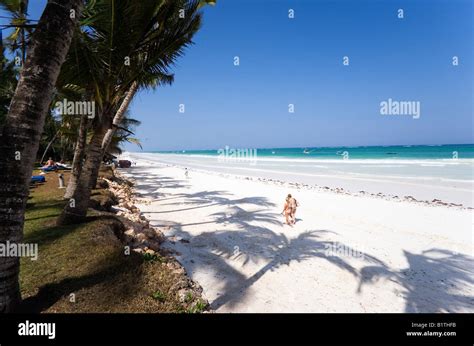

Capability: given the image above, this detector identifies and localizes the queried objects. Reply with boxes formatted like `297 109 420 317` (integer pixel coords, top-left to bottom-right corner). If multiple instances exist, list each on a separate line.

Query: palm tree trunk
0 0 82 312
64 114 88 199
101 81 139 152
39 129 60 165
88 80 139 190
21 28 26 65
20 0 28 64
58 120 110 225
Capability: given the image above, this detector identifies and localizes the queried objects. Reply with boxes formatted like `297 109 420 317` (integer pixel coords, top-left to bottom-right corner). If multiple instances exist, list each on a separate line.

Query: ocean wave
125 152 474 184
138 152 474 166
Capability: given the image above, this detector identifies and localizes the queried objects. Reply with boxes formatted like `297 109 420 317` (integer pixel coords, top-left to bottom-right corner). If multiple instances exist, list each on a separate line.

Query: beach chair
31 175 46 184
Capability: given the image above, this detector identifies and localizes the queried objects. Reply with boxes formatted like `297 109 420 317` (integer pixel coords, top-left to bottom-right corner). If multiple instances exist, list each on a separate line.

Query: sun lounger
118 160 132 168
41 166 58 172
31 175 46 184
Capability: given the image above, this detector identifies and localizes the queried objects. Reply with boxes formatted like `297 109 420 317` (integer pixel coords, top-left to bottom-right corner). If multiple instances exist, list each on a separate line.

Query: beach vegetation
0 0 215 312
0 0 84 312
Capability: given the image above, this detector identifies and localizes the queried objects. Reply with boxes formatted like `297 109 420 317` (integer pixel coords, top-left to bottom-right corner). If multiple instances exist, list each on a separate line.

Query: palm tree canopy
106 112 143 155
58 0 203 121
0 0 31 59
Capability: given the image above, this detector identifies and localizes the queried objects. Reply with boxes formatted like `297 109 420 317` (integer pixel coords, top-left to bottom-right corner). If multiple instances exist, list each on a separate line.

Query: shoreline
123 152 473 209
160 164 472 210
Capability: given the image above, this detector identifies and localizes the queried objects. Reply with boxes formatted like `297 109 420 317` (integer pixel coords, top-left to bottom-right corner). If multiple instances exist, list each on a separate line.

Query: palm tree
38 111 61 164
0 0 32 64
48 81 91 199
99 0 216 154
37 106 85 165
58 0 203 225
0 31 18 125
100 80 139 156
64 112 90 199
104 114 143 156
0 0 83 312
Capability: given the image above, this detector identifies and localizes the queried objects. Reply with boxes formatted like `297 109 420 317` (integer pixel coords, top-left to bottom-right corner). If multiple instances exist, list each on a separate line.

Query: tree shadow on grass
25 198 64 212
20 253 144 313
24 214 122 251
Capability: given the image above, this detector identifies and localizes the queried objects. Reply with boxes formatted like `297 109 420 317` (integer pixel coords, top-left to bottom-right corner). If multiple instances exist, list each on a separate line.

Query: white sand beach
119 152 474 313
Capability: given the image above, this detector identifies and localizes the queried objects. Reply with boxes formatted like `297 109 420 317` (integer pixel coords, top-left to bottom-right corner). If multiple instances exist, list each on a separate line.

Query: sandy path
120 159 474 313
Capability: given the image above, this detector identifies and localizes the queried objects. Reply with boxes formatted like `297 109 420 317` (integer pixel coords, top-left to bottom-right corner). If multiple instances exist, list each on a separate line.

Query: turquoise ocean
125 144 474 205
145 144 474 183
155 144 474 161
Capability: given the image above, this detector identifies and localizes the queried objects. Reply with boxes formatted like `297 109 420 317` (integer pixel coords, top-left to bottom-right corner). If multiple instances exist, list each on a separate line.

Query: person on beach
41 157 57 170
45 157 55 167
282 194 299 225
184 168 189 179
288 194 299 224
282 196 292 226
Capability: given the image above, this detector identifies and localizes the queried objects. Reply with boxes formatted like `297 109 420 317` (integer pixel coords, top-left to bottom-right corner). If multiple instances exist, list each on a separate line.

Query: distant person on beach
185 168 189 179
56 159 71 170
282 194 299 225
45 157 55 167
41 157 57 170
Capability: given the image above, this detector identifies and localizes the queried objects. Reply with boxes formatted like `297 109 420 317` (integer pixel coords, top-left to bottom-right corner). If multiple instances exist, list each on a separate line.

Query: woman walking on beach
282 194 299 225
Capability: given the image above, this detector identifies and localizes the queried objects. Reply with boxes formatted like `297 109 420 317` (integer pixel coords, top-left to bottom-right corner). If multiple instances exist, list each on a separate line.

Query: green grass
185 291 194 303
151 290 166 302
20 170 203 313
143 252 163 263
187 299 207 313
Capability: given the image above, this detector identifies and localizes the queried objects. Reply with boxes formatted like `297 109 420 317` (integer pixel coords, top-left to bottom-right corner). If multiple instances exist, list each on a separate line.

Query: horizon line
128 142 474 153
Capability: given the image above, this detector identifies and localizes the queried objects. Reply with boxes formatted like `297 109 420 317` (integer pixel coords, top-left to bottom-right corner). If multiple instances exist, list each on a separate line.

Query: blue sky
2 0 473 151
